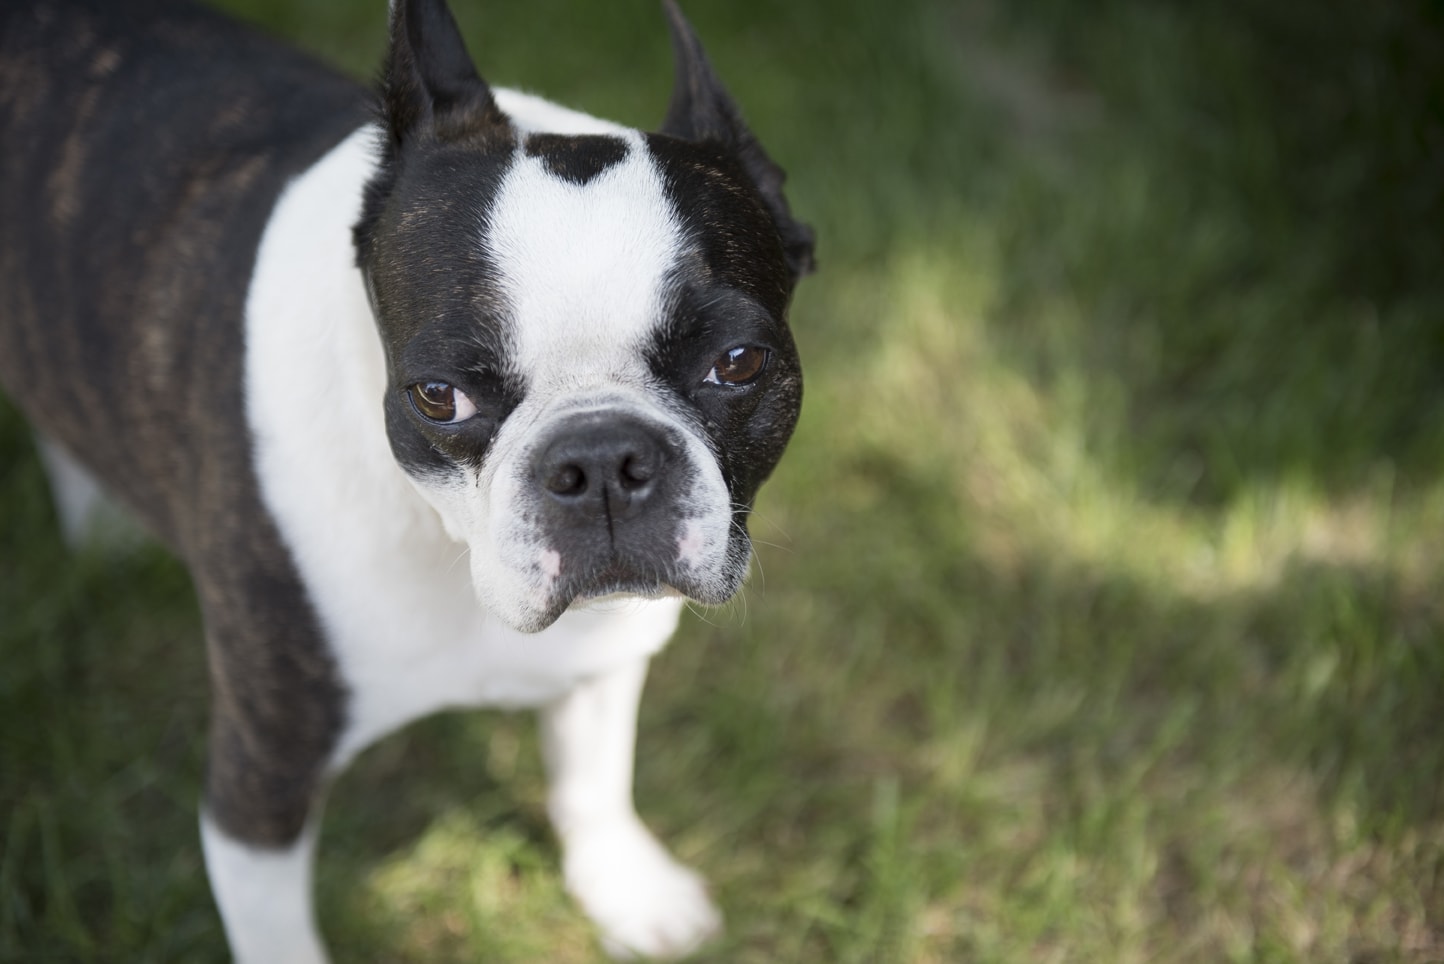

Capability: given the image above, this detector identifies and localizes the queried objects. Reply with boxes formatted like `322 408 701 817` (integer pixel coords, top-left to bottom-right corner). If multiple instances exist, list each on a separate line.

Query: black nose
535 417 669 520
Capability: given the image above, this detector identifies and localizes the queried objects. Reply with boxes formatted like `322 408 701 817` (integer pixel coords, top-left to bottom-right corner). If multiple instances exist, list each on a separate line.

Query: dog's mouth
562 558 681 606
573 583 685 614
509 551 740 633
515 578 672 634
576 570 671 601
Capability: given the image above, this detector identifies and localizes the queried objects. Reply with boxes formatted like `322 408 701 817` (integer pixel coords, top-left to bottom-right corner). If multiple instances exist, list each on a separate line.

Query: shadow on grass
980 0 1444 507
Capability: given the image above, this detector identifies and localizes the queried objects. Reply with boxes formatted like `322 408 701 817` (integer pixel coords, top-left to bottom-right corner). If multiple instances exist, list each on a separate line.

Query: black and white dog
0 0 812 958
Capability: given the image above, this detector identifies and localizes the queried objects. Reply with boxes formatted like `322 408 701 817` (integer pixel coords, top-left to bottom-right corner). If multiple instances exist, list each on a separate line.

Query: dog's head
354 0 813 632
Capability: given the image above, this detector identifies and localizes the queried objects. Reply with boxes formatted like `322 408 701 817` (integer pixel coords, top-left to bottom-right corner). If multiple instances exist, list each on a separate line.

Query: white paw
562 817 722 960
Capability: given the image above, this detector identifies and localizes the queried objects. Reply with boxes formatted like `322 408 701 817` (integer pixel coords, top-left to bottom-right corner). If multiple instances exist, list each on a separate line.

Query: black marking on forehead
524 133 629 186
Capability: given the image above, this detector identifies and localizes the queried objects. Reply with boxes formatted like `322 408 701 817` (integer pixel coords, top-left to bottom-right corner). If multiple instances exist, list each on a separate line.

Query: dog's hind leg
541 656 722 960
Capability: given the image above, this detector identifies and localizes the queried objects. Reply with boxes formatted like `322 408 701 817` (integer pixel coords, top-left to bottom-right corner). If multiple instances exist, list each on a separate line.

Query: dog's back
0 0 369 551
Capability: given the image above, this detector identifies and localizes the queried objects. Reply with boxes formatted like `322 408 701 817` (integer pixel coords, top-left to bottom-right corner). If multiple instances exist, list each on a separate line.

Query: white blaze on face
452 126 742 630
485 131 684 393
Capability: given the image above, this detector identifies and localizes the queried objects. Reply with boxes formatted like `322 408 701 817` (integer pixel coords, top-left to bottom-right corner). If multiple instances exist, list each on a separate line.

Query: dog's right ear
382 0 506 147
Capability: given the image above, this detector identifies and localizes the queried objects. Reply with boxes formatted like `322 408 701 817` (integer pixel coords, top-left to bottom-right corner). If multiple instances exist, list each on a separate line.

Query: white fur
201 813 326 964
236 92 728 960
494 88 628 137
542 658 722 959
490 129 678 382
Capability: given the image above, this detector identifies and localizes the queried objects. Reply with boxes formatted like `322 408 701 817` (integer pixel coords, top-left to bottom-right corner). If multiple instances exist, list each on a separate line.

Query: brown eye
408 381 477 424
704 346 769 386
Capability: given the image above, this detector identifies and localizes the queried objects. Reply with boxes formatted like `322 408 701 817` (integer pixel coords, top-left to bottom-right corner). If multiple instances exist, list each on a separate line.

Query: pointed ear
382 0 506 146
660 0 816 284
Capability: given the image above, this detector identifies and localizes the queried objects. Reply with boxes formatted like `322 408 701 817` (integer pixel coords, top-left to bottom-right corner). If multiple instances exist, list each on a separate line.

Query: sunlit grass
801 231 1441 619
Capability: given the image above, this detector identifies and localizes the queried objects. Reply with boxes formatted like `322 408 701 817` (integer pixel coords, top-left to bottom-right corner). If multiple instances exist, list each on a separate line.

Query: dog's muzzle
532 411 690 600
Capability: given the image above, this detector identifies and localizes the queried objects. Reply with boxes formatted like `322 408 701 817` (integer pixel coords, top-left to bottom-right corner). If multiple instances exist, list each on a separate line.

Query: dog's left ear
659 0 816 285
382 0 507 147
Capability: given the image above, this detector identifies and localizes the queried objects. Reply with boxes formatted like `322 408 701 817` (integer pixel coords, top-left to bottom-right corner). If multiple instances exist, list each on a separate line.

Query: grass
3 0 1442 960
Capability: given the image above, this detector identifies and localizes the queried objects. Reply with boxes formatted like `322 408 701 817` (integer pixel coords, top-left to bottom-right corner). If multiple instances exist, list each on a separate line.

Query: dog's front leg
201 813 326 964
541 656 722 960
193 574 344 964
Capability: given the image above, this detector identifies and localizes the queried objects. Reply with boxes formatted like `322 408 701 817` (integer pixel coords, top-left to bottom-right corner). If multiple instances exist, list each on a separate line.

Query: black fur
381 0 507 145
366 140 523 481
355 0 525 494
354 0 512 268
0 0 369 845
660 0 816 286
644 135 805 513
525 132 630 186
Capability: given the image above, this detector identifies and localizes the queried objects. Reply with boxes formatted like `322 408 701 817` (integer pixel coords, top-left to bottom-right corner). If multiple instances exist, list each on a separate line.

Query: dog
0 0 813 958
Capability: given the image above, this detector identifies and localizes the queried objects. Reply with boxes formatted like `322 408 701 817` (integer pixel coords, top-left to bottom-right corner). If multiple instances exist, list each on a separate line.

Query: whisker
731 503 793 544
683 598 721 628
444 545 471 576
730 518 764 597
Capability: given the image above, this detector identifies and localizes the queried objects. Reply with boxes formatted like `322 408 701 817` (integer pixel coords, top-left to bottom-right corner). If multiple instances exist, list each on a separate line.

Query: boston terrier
0 0 813 958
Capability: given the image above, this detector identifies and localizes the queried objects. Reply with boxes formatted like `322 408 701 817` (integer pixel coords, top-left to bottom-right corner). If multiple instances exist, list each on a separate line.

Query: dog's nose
535 417 669 520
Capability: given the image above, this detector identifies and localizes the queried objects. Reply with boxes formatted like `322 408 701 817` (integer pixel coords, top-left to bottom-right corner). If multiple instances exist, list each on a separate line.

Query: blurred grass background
3 0 1442 960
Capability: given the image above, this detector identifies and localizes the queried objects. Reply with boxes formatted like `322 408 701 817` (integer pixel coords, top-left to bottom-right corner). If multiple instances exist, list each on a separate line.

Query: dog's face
355 0 813 632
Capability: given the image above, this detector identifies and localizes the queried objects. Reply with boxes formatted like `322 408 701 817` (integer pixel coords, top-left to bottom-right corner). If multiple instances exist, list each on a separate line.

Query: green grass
3 0 1442 960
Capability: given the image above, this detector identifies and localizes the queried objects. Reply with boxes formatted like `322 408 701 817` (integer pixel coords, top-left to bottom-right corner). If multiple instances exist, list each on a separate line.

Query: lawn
2 0 1441 960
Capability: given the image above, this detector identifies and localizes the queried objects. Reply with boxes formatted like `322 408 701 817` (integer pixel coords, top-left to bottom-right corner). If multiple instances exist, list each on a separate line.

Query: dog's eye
703 346 769 386
408 381 477 424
